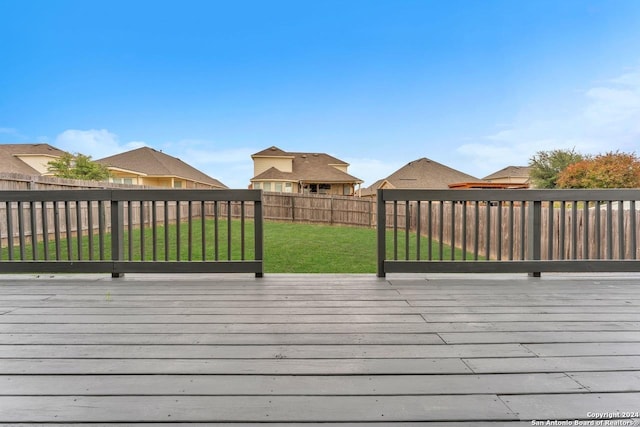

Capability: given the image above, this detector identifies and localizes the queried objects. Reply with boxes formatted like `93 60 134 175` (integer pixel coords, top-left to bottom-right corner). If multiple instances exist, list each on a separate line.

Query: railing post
254 191 264 278
111 198 125 278
527 200 542 277
377 189 386 277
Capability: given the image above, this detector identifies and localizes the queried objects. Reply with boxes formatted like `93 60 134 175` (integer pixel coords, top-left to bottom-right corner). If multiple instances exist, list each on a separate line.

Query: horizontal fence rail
0 189 263 277
377 188 640 277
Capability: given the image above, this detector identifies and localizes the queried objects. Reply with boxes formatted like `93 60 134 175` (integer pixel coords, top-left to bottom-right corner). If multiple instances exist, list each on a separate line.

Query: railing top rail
379 188 640 202
0 189 263 203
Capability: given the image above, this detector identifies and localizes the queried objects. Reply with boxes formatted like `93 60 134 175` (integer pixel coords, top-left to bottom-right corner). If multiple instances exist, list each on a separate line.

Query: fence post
111 198 125 278
254 191 264 278
527 200 542 277
377 189 386 277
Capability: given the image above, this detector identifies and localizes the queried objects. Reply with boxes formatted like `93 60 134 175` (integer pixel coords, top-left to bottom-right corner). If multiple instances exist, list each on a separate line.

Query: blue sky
2 0 640 188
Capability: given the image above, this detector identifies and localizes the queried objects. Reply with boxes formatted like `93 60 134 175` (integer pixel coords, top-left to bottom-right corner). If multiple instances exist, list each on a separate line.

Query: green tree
557 151 640 188
47 153 110 181
528 148 586 188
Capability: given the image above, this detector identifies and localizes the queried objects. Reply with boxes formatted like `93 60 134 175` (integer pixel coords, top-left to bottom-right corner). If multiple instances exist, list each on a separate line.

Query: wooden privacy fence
0 189 263 277
378 188 640 277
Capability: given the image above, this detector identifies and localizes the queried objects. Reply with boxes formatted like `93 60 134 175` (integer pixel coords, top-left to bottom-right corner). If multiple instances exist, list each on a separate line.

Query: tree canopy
557 151 640 189
528 148 585 189
47 153 110 181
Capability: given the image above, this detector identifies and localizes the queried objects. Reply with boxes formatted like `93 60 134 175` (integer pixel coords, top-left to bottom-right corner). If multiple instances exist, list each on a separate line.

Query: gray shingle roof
361 157 481 196
251 146 361 183
0 143 67 175
97 147 227 188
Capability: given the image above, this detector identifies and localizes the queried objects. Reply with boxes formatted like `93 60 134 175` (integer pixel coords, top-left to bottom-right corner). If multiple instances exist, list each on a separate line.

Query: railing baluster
227 201 232 260
559 202 566 260
583 201 589 260
461 202 467 261
42 201 49 261
30 201 37 260
176 200 181 262
128 201 133 261
571 201 578 260
519 201 525 260
450 201 456 261
87 201 93 260
201 201 206 261
152 201 157 261
405 201 410 261
547 201 554 260
618 200 625 259
241 201 245 261
508 201 514 261
55 201 62 261
393 201 398 261
595 200 601 259
474 201 480 261
438 200 444 261
416 201 421 261
64 201 72 260
485 201 490 261
496 201 502 261
76 201 82 261
214 200 219 261
631 200 637 260
427 200 432 261
164 201 170 261
6 202 14 261
17 201 25 260
607 201 613 260
188 201 193 261
98 200 105 260
140 201 145 261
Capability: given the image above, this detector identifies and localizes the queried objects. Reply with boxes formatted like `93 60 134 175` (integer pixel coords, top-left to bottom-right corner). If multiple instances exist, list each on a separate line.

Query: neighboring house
96 147 227 189
360 157 482 197
250 146 363 195
483 166 531 187
0 143 67 175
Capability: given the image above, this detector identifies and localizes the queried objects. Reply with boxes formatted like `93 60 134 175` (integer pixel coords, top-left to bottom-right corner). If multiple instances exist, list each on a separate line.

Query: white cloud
457 66 640 176
54 129 147 159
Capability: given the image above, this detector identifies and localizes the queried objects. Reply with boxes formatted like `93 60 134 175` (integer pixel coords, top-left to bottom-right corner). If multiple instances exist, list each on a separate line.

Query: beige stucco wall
16 155 60 175
253 157 293 175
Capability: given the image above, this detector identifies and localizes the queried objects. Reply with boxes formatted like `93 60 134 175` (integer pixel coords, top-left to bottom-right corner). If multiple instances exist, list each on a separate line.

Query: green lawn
2 220 472 273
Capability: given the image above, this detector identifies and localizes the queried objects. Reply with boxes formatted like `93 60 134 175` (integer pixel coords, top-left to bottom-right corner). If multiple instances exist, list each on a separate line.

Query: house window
111 178 133 185
275 182 283 192
319 184 331 194
173 180 183 188
343 185 351 196
284 182 292 193
263 182 272 191
253 182 261 189
309 184 317 193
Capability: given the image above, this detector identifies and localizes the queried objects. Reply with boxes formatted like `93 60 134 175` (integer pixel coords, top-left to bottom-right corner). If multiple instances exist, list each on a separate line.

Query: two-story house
249 146 363 195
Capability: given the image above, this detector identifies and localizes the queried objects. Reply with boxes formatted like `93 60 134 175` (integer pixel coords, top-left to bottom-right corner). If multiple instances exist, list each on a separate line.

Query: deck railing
377 188 640 277
0 189 263 277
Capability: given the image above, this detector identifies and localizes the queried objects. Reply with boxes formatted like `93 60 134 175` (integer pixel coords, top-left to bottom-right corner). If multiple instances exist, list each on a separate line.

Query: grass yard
1 220 473 273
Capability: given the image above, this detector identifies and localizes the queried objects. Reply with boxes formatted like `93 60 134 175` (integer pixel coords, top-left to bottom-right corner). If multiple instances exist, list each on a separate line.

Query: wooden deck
0 273 639 425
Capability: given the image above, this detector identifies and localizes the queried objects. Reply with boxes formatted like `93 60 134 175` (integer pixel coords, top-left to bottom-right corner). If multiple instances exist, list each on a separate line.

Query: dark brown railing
0 189 263 277
377 189 640 277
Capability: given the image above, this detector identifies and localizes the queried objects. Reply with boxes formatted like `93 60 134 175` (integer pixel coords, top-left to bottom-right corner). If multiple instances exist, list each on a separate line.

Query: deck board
1 273 640 424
